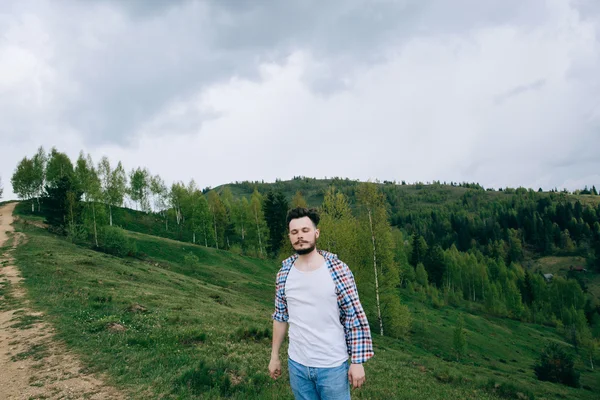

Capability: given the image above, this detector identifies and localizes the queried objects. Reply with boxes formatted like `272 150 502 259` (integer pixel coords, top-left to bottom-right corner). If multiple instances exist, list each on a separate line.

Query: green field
4 215 597 399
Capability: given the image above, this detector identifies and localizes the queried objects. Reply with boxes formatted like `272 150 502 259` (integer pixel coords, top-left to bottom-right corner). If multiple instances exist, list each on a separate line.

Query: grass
10 313 44 329
9 217 599 399
402 292 599 398
11 344 49 362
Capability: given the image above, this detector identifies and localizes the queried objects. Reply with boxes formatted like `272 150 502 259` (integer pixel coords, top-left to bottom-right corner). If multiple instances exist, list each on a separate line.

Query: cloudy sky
1 0 600 200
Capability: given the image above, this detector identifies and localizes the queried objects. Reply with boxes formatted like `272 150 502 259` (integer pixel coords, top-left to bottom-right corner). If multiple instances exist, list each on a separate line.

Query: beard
294 239 316 255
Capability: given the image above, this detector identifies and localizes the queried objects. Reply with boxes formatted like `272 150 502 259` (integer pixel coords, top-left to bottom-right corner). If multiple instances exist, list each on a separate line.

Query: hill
6 209 599 399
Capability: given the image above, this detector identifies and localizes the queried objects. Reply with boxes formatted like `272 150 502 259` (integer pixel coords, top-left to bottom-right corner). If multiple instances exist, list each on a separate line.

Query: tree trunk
193 232 196 244
36 196 41 212
254 207 263 257
92 203 98 247
31 201 34 212
368 209 384 336
213 211 219 249
109 204 113 226
481 275 485 301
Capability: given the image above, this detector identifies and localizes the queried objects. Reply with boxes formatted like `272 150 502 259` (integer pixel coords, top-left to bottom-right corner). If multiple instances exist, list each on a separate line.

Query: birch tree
129 167 150 212
250 189 267 257
11 157 37 208
31 146 47 212
149 174 169 229
98 157 127 226
46 148 73 189
75 152 103 246
356 182 399 336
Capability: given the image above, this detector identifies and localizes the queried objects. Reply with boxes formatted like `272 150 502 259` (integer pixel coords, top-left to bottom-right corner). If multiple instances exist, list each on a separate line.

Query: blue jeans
288 358 351 400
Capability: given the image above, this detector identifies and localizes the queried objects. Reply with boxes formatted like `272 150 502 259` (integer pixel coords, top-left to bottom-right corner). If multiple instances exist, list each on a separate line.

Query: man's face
288 216 319 255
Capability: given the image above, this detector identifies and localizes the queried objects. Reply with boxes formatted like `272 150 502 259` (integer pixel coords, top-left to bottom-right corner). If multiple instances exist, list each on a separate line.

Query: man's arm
340 263 373 389
269 320 288 379
269 270 289 379
340 263 374 364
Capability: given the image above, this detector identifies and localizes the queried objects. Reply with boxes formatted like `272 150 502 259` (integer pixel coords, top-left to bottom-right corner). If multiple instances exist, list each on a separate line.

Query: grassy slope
9 219 598 399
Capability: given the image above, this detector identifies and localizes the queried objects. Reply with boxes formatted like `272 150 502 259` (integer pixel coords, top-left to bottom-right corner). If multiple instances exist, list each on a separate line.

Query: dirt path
0 203 125 400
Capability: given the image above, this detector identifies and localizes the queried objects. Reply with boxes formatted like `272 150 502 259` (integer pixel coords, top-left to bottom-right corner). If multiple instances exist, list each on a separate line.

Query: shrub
534 342 580 388
183 252 199 266
99 226 136 257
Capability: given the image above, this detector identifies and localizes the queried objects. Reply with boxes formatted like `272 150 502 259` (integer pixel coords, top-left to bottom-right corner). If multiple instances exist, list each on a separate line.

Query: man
269 207 374 400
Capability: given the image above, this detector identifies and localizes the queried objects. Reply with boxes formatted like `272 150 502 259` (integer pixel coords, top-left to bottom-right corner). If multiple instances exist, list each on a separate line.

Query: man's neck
295 248 325 271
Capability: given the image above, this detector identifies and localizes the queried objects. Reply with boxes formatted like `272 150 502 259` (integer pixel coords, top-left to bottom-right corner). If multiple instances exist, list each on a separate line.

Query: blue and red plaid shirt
272 250 374 364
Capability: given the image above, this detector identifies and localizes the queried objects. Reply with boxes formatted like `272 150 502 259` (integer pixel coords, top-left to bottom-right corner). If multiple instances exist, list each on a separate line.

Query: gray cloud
1 0 600 200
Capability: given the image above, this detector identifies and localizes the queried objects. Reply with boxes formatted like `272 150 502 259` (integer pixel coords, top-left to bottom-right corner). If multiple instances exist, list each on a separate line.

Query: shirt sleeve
339 263 374 364
271 270 289 323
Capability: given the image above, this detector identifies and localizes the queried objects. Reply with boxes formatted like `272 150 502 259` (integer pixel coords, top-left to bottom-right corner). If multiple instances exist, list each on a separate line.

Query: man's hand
269 357 282 380
348 363 366 389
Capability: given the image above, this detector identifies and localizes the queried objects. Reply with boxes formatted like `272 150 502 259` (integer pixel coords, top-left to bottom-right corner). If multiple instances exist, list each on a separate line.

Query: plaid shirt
272 250 374 364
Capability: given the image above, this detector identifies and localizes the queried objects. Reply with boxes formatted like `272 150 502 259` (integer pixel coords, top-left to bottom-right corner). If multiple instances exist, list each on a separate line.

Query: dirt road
0 202 125 400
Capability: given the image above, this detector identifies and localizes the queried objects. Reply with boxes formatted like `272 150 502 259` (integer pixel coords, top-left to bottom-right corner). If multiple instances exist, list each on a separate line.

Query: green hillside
7 214 598 399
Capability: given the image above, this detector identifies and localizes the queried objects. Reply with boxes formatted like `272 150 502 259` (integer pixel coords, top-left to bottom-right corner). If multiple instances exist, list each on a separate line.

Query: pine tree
263 190 288 257
410 234 428 267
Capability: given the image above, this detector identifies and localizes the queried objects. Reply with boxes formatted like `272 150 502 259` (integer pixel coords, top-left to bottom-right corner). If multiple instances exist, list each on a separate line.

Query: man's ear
315 228 320 239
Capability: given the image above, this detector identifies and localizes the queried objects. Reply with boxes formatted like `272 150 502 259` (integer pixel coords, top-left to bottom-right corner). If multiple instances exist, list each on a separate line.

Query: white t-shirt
285 261 348 367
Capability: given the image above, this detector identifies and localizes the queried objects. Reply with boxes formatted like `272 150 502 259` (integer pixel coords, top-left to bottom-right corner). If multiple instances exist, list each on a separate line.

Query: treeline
11 147 277 257
9 147 600 360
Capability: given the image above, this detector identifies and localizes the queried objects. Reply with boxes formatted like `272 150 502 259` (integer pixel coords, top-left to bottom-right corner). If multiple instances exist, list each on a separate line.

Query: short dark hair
286 207 320 228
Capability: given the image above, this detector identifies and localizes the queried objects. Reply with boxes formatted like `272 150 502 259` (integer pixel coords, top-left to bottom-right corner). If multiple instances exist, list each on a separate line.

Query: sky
1 0 600 200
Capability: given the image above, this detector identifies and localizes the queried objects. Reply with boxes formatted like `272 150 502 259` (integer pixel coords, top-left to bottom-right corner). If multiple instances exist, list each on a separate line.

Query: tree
534 343 580 388
187 185 204 244
415 263 428 287
0 176 3 199
410 234 428 267
44 174 83 237
250 189 267 257
507 229 523 263
263 191 288 256
318 186 359 266
75 152 103 247
380 293 411 338
11 157 36 209
453 314 467 360
207 190 227 249
195 193 214 247
291 191 308 208
220 187 236 249
424 244 446 287
129 167 150 212
149 174 169 229
356 182 398 337
170 182 186 228
98 157 127 226
31 146 47 211
231 197 252 252
45 147 73 189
